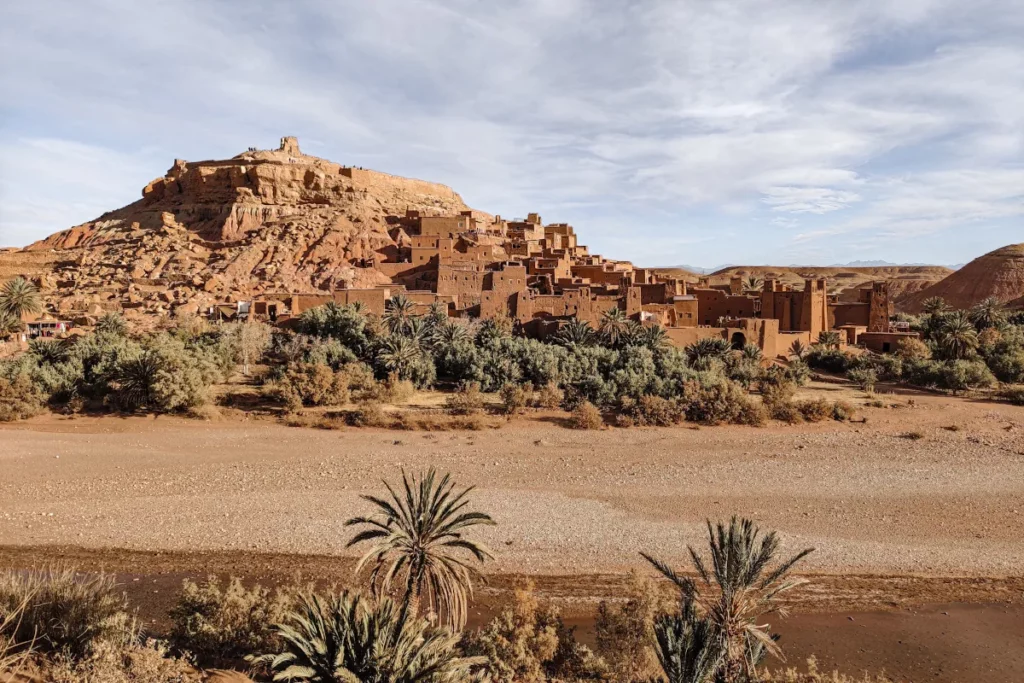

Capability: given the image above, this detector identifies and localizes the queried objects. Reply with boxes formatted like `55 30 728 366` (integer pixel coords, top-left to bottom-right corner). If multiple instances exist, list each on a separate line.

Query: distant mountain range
660 260 963 273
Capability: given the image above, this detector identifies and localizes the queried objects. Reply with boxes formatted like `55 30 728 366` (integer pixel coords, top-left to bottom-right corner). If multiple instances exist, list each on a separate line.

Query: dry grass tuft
569 401 603 430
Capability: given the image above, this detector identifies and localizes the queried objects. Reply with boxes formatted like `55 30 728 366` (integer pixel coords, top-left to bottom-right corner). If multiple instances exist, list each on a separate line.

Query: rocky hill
900 243 1024 312
2 137 472 318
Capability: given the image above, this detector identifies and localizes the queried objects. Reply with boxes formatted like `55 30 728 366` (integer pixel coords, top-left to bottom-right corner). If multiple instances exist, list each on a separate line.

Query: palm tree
788 339 806 360
598 307 630 347
431 320 470 352
553 318 595 348
95 312 128 336
921 297 947 316
383 294 416 335
345 469 495 630
253 591 478 683
816 330 841 350
741 344 762 362
652 594 723 683
744 275 763 293
110 350 161 410
0 277 42 320
969 297 1006 330
0 311 24 340
643 517 813 682
685 337 730 368
938 310 978 360
638 324 671 352
377 335 423 380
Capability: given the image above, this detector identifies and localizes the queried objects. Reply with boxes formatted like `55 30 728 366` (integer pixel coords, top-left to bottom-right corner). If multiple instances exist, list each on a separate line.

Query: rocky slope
900 244 1024 312
2 138 472 318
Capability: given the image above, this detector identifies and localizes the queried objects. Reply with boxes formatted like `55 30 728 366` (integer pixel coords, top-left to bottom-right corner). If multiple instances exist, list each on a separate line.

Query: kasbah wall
231 139 916 358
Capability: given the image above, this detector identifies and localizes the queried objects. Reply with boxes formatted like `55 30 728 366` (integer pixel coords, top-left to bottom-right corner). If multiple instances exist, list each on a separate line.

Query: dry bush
445 382 484 415
364 372 416 405
895 337 931 361
346 402 393 428
998 386 1024 406
462 581 604 683
391 411 485 431
831 400 856 421
902 431 925 440
0 598 31 676
169 576 300 669
619 396 685 427
270 363 350 411
0 373 45 422
499 383 529 416
594 574 663 681
796 398 833 423
765 657 895 682
569 401 603 430
0 567 133 661
533 382 563 410
682 380 763 426
43 639 201 683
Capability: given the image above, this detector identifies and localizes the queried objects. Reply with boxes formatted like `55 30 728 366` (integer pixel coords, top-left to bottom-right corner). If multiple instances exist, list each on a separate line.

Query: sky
1 0 1022 268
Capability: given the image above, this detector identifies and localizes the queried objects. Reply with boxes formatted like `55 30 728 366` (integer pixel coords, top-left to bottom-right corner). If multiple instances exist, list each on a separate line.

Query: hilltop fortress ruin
6 138 914 355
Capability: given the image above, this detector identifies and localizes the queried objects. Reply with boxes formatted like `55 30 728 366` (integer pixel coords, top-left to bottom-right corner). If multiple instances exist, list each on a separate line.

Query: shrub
785 358 812 386
169 576 296 668
367 372 416 404
681 379 760 426
0 567 133 661
805 347 853 373
44 639 201 683
997 385 1024 405
534 381 563 409
0 372 45 421
938 359 996 394
463 581 604 683
271 362 350 410
832 400 856 421
569 401 603 430
618 395 684 427
593 575 662 681
847 366 878 392
347 401 393 428
765 656 896 682
499 383 529 416
796 398 833 423
895 337 931 361
445 381 485 415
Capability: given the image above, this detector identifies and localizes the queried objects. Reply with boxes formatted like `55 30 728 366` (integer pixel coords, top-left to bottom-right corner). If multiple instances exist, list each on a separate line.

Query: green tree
643 517 813 682
938 310 979 360
744 275 763 292
652 594 722 683
553 318 595 348
598 308 630 347
921 297 947 316
684 337 730 368
253 591 477 683
377 335 423 378
383 295 417 336
969 297 1006 330
345 469 495 630
0 277 42 320
0 312 23 340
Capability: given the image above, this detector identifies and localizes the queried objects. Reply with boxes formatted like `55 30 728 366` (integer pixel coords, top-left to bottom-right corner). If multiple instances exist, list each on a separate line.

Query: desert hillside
0 137 473 318
657 264 952 309
901 243 1024 312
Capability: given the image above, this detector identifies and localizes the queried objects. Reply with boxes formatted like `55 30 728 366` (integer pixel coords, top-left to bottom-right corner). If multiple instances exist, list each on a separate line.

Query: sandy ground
1 386 1023 681
1 386 1023 577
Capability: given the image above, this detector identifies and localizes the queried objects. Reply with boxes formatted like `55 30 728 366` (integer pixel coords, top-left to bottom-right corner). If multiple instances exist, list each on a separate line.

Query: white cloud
0 0 1022 264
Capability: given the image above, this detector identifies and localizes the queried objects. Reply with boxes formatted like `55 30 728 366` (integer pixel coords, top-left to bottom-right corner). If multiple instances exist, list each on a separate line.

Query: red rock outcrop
8 138 473 317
